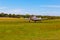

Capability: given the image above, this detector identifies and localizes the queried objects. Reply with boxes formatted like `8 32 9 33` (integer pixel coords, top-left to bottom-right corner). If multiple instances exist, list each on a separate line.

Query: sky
0 0 60 16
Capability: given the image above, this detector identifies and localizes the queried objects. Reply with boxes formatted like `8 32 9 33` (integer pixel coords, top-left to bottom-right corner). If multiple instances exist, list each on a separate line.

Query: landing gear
29 20 36 23
34 20 37 23
29 20 30 23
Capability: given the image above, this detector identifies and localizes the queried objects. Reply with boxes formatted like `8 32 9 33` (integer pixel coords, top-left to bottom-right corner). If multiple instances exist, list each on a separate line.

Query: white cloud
0 7 26 14
0 7 7 9
0 6 60 16
40 5 60 8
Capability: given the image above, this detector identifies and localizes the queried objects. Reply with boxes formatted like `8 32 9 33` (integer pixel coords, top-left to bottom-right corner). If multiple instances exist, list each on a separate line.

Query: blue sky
0 0 60 16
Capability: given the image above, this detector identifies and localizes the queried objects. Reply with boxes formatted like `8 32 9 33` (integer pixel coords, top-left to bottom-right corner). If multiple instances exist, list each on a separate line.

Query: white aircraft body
28 16 48 22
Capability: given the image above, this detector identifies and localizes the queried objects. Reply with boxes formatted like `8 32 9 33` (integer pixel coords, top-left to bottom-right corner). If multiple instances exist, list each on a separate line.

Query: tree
25 14 30 18
16 15 20 18
0 12 5 17
4 14 8 17
9 14 12 17
12 14 17 18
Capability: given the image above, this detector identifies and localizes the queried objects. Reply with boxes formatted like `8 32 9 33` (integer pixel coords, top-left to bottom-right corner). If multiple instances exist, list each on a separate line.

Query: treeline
0 12 60 19
0 13 21 18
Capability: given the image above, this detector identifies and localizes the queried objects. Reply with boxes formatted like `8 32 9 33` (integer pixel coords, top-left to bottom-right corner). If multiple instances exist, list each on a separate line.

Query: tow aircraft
28 15 48 22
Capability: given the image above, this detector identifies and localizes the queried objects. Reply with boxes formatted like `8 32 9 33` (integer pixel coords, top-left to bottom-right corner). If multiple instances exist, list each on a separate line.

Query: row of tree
0 13 21 18
0 12 60 19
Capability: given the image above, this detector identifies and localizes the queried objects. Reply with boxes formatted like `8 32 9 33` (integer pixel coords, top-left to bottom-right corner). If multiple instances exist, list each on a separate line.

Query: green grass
0 18 60 40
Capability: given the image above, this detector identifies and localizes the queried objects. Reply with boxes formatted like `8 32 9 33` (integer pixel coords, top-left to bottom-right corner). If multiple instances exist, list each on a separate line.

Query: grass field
0 18 60 40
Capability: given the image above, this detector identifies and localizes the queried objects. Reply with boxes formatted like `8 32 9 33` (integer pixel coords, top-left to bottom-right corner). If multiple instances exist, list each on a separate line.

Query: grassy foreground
0 18 60 40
